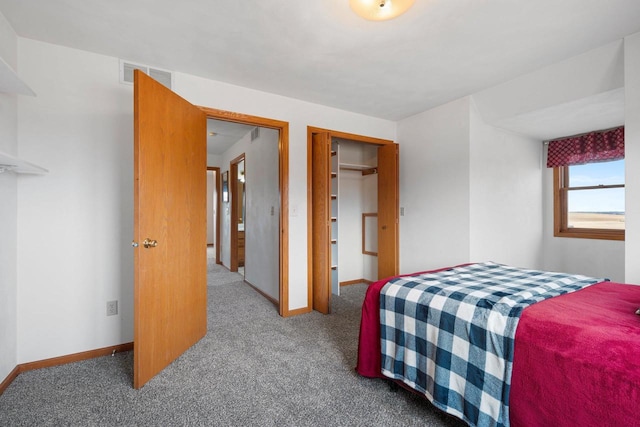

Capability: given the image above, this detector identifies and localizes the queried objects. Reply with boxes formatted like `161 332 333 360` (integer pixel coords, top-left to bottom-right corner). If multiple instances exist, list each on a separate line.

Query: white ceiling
1 0 640 122
207 119 255 155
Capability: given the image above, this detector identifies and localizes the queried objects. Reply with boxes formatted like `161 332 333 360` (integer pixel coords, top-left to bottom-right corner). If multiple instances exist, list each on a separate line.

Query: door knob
143 238 158 248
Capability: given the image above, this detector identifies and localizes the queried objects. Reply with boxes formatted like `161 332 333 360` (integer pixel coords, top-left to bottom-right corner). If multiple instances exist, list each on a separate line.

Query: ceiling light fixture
350 0 415 21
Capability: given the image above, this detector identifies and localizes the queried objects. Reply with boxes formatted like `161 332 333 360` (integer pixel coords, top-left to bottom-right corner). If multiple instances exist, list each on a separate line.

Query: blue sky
569 159 625 212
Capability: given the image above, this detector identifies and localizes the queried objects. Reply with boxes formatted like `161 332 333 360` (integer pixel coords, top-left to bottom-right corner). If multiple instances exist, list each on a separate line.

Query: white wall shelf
339 162 375 170
0 56 36 96
0 150 48 174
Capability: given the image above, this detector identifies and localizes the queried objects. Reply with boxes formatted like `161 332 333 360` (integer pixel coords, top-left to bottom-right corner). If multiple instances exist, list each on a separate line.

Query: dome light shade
349 0 415 21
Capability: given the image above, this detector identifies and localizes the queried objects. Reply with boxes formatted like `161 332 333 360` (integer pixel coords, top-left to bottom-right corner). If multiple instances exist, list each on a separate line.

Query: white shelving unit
334 140 379 286
338 162 377 172
0 56 44 174
330 141 339 295
0 56 35 96
0 150 48 174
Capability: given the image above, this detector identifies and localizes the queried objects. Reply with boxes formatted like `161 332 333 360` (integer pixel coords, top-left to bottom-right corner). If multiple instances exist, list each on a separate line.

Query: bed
356 262 640 427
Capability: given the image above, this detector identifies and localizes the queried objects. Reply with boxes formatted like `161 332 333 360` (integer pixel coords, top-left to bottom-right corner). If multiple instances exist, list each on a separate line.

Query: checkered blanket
380 262 605 427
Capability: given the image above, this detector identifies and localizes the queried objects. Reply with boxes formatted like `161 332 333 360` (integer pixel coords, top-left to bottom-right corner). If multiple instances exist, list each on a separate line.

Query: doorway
207 167 221 264
230 154 245 274
200 107 290 317
307 127 399 314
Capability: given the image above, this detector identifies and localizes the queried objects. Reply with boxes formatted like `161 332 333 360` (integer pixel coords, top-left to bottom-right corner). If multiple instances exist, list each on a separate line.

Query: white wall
397 97 471 274
398 95 544 275
17 39 134 363
624 32 640 284
244 128 280 300
207 154 222 168
0 10 18 381
469 100 543 269
216 127 280 300
175 73 396 310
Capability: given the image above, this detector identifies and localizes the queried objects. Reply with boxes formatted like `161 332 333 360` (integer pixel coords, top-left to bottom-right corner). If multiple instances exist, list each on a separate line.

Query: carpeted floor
0 255 466 427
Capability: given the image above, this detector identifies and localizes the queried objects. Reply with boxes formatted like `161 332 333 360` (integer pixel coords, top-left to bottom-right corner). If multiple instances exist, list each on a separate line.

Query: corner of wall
0 9 19 384
624 31 640 283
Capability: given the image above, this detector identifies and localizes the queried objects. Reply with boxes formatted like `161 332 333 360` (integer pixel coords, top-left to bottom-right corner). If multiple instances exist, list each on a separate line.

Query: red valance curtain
546 126 624 168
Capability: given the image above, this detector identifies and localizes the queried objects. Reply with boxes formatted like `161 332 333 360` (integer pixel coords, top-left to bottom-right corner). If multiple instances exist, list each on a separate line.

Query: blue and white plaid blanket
380 262 605 427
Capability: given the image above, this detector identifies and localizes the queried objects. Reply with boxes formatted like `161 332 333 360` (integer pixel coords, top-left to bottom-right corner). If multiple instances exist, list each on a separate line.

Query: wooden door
311 132 332 314
377 143 399 280
133 70 207 389
229 154 245 272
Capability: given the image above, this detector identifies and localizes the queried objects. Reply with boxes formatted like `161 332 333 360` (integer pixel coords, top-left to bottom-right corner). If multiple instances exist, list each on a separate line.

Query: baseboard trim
243 279 279 307
20 342 134 373
340 279 373 287
1 342 133 396
0 365 20 396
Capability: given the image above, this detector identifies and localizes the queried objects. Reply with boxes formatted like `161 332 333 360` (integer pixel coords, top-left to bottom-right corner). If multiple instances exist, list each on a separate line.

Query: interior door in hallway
133 70 207 388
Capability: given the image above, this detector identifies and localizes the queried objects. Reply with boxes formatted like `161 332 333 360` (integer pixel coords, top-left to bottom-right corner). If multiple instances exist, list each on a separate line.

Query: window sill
554 228 624 241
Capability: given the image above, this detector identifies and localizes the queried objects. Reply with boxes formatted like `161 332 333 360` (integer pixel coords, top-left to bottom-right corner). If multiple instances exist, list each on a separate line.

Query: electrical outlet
106 300 118 316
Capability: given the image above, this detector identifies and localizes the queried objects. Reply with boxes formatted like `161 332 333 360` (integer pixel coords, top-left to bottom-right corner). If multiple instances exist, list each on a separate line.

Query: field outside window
554 159 625 240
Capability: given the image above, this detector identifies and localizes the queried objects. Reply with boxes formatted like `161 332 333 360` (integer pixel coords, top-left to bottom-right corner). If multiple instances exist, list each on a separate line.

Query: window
554 159 625 240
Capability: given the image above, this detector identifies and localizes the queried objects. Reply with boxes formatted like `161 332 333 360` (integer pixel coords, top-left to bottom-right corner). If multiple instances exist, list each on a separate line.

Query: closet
309 127 398 314
330 138 379 296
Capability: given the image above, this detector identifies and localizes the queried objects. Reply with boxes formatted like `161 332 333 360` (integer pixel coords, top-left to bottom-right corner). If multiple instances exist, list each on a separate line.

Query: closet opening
307 127 398 314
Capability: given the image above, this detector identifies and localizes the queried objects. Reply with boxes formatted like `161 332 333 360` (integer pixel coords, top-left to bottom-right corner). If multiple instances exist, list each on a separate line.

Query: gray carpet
0 258 467 427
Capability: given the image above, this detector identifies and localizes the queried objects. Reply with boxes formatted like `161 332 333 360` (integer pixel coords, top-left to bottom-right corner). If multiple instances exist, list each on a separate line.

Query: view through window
566 159 625 230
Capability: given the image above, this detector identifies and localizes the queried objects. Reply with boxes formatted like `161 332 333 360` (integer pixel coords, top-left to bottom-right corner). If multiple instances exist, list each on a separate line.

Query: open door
133 70 207 389
377 143 399 280
229 154 245 272
311 132 332 314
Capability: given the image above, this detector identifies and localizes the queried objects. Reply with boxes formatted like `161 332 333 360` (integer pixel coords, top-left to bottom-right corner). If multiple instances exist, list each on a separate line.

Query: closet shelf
0 150 48 174
339 162 376 171
0 56 36 96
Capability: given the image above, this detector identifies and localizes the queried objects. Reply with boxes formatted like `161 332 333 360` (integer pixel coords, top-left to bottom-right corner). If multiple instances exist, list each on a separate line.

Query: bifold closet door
311 132 332 314
377 143 399 280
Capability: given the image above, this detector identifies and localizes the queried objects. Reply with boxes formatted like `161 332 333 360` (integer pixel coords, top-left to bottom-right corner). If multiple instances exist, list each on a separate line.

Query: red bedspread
510 281 640 427
356 274 640 426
